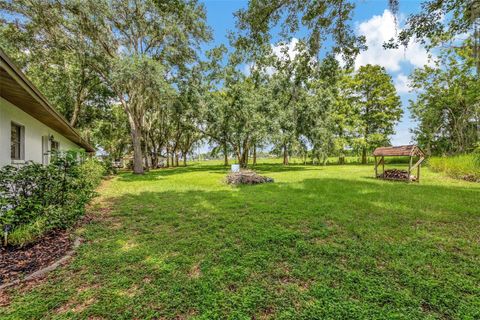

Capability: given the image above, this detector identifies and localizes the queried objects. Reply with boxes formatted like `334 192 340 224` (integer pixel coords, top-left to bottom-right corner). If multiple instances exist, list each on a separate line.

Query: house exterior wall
0 96 82 167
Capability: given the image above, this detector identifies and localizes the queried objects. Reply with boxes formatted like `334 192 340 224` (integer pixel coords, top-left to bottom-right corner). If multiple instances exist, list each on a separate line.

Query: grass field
1 162 479 319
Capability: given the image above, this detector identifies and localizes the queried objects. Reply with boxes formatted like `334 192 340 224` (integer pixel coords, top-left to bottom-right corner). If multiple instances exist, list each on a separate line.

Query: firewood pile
226 170 274 185
378 169 416 181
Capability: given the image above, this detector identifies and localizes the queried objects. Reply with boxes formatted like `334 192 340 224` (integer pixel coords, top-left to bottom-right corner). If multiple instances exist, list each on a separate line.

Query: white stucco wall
0 96 82 167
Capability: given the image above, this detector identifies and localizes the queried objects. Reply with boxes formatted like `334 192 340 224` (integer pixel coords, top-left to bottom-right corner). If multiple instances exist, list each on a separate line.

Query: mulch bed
0 230 73 287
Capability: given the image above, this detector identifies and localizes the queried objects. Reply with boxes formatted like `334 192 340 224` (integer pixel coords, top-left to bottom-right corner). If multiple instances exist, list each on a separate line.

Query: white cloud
394 73 411 94
355 10 433 72
271 38 300 61
244 38 303 76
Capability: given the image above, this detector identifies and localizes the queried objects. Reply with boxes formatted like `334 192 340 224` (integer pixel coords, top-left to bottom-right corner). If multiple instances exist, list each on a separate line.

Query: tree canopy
1 0 477 170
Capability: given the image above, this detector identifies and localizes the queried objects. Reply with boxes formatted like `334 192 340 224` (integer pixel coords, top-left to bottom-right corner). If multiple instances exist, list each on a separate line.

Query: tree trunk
142 139 150 172
166 146 170 168
171 150 175 167
183 152 187 166
283 144 289 165
175 152 179 167
151 146 158 168
339 155 345 165
143 154 150 171
223 142 228 166
70 99 81 128
361 147 367 164
253 144 257 166
240 151 246 168
127 114 144 174
237 155 242 167
240 142 249 168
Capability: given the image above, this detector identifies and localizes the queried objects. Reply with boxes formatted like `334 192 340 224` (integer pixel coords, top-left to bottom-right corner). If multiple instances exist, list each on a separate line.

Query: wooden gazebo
373 145 425 182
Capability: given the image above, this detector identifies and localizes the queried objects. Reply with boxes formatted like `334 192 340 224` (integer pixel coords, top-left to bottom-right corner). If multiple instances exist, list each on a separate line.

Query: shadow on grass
73 176 479 318
7 174 479 320
117 162 313 182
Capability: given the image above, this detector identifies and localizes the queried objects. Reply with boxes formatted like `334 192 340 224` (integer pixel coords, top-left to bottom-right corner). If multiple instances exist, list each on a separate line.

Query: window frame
50 139 60 152
10 122 25 161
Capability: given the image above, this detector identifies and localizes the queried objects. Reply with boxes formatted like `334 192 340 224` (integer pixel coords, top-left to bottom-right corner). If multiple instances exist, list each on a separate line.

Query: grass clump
429 154 480 182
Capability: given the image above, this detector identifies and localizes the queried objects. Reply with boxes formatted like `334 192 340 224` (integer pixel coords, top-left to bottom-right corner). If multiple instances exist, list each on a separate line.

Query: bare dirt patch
189 263 202 279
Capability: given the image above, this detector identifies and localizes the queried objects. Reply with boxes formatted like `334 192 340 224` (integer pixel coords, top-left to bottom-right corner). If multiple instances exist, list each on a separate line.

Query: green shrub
429 154 480 182
0 152 104 247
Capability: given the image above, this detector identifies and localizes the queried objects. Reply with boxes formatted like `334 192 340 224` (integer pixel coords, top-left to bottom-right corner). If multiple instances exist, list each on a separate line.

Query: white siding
0 96 82 167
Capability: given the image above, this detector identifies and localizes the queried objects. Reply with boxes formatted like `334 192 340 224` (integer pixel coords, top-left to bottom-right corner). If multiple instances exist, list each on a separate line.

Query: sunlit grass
1 162 479 319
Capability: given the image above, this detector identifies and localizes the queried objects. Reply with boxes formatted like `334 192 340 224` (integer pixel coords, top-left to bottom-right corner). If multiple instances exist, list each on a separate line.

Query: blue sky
200 0 430 146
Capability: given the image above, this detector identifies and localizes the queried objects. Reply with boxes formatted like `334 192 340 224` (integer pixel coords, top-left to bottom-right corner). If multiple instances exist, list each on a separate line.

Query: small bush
429 154 480 182
0 152 104 247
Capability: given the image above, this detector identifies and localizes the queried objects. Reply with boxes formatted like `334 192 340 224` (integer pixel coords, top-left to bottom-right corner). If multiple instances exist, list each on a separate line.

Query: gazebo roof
373 145 424 157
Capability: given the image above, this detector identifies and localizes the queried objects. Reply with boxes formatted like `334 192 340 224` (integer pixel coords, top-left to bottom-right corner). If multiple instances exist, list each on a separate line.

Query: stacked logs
378 169 416 181
226 170 274 185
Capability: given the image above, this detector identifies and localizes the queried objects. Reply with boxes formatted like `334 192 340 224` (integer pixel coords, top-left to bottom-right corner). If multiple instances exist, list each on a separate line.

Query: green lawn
2 162 480 319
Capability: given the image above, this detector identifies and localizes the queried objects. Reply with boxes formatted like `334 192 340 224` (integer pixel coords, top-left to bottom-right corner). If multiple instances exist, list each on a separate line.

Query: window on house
11 122 24 160
51 140 59 152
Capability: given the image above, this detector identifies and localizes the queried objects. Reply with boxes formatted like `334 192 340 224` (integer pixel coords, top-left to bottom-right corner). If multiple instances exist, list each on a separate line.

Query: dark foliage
0 152 104 247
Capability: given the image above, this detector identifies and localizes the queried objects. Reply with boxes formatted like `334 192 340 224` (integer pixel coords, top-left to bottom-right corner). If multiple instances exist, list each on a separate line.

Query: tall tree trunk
361 147 367 164
253 144 257 166
223 142 228 166
151 144 158 168
70 99 81 128
175 152 179 167
166 147 170 168
171 150 175 167
240 141 249 168
339 155 345 165
126 113 144 174
283 144 289 165
183 152 187 166
142 139 150 172
240 152 247 168
236 148 242 167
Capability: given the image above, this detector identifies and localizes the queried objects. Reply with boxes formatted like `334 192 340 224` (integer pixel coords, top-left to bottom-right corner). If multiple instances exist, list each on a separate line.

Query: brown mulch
226 170 274 185
0 230 73 286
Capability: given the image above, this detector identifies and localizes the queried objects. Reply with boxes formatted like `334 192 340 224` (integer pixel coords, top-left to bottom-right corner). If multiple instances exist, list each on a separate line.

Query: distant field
195 155 411 166
2 163 479 319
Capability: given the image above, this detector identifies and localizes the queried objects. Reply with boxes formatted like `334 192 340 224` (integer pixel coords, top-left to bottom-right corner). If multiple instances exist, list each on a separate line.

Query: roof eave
0 48 95 153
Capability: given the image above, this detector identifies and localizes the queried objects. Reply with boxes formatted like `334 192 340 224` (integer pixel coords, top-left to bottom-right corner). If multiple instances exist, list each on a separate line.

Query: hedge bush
0 151 104 247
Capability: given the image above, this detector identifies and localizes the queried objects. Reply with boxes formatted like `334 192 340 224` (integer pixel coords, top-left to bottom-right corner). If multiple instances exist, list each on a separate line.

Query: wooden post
374 156 378 178
417 161 421 183
382 156 385 177
408 155 413 182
